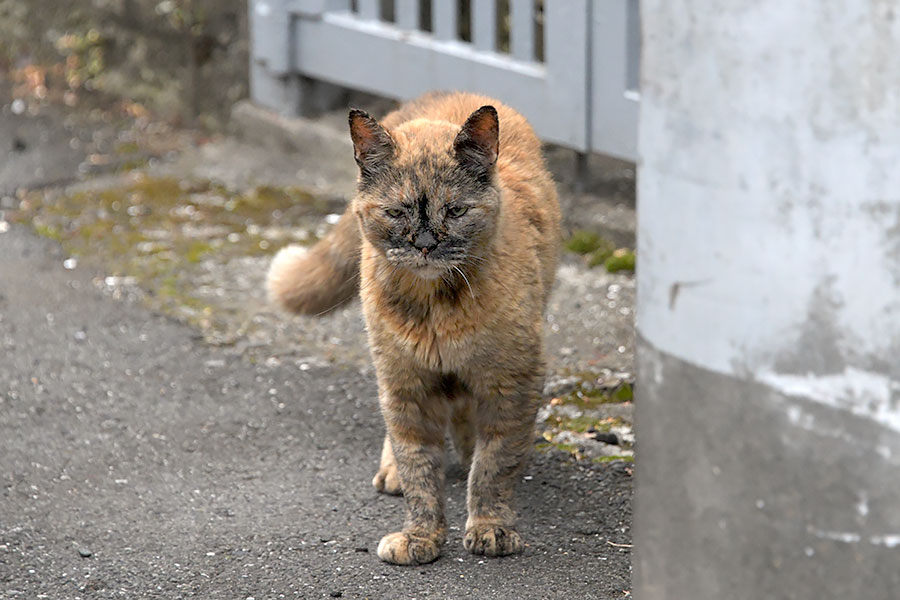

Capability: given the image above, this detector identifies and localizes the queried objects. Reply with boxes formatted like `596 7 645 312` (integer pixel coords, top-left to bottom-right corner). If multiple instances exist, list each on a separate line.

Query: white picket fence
250 0 639 161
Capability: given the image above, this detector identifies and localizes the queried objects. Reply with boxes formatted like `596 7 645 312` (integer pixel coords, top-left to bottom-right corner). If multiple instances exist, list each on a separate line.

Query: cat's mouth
384 248 462 279
404 257 457 280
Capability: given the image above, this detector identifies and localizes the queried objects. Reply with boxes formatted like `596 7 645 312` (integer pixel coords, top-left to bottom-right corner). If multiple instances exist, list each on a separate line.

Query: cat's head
348 105 501 279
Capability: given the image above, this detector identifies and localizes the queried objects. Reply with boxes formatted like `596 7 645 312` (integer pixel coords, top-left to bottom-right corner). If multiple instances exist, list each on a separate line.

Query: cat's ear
349 109 395 176
453 105 499 173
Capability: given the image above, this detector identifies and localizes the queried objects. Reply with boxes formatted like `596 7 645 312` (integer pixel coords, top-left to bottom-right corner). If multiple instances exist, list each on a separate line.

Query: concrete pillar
635 1 900 598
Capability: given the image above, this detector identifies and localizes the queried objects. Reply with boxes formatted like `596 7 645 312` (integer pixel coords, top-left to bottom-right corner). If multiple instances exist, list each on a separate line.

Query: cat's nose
412 230 438 255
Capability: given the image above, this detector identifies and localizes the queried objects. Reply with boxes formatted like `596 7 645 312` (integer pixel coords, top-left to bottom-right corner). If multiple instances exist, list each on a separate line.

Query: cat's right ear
349 109 395 177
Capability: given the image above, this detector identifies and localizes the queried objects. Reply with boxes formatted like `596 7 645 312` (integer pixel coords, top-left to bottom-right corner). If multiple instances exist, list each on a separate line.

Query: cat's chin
406 264 446 280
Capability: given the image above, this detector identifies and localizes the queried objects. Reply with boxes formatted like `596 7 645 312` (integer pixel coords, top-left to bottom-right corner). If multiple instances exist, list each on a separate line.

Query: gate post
249 0 350 116
249 0 301 114
635 1 900 598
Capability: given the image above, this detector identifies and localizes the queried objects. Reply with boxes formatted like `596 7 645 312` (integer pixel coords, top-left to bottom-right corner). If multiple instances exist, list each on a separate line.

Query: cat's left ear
453 105 499 172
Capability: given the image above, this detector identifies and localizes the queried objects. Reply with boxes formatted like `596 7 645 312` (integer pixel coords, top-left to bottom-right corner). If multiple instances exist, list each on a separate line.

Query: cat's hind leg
449 396 475 471
372 435 402 495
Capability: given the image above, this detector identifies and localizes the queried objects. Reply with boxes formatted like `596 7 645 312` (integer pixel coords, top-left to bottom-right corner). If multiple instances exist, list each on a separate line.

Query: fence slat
472 0 496 52
590 0 638 159
357 0 379 20
433 0 458 41
542 0 590 150
509 0 535 61
395 0 420 30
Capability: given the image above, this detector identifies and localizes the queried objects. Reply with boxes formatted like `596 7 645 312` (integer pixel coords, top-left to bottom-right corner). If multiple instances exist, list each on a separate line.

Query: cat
267 91 560 565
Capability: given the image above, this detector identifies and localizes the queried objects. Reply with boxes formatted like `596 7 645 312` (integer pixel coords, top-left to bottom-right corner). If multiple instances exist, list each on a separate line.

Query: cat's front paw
463 524 524 557
377 532 441 565
372 463 402 495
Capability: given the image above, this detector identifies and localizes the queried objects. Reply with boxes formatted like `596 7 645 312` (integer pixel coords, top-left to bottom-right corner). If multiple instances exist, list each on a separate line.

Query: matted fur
267 91 560 565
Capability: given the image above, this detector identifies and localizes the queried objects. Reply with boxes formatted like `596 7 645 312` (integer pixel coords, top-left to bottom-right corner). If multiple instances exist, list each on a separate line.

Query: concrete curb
230 100 352 156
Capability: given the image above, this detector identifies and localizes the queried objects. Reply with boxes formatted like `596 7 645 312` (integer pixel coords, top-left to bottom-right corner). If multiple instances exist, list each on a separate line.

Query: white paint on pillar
760 368 900 433
637 0 900 427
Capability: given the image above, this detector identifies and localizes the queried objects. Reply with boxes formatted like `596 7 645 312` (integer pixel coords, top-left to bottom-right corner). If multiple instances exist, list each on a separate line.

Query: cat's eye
447 205 469 218
385 208 404 219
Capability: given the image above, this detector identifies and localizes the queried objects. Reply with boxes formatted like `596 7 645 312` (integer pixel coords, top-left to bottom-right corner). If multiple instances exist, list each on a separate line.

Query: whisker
463 254 518 298
313 296 353 317
452 265 476 301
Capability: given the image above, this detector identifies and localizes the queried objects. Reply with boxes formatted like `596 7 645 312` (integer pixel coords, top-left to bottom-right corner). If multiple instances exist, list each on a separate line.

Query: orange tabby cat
268 91 560 565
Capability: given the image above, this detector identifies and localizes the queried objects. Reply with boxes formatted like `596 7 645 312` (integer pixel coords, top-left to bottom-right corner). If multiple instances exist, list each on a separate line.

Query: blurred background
0 0 249 126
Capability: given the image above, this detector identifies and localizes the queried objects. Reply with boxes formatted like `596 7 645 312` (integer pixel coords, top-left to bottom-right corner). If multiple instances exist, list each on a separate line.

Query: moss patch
563 230 634 273
605 248 636 273
546 414 602 433
553 381 634 410
544 413 626 434
536 438 580 457
564 230 613 255
592 455 635 464
33 223 63 242
9 174 339 330
587 245 614 268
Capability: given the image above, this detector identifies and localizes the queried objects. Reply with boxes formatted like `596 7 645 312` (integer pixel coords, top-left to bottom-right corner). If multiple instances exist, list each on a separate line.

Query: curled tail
266 210 361 315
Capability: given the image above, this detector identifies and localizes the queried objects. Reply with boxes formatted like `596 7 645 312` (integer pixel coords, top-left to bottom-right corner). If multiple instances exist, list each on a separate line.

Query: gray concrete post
635 1 900 598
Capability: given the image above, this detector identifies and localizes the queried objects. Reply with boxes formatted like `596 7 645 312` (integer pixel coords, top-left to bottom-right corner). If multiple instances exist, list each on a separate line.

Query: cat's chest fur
362 264 485 373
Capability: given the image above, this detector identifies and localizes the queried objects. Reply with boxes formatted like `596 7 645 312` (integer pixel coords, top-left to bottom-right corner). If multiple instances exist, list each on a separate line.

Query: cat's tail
266 210 361 315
